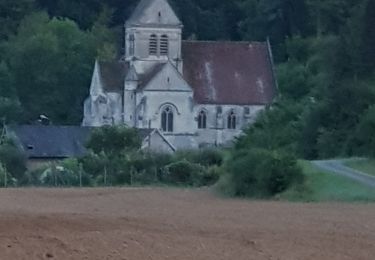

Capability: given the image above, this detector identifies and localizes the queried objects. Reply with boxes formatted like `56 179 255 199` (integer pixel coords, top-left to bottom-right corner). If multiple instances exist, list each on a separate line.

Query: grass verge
345 158 375 177
279 160 375 202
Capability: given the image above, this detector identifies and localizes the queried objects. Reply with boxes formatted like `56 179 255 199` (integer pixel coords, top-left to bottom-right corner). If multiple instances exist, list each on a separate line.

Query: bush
164 160 205 186
174 149 224 167
218 149 304 198
86 126 141 156
198 166 223 186
129 152 173 185
35 159 91 187
23 159 91 187
0 162 16 187
196 149 224 167
0 141 27 181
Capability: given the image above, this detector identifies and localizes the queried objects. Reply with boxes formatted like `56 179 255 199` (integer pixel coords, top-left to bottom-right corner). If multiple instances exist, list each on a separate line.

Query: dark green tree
0 0 35 40
4 12 96 124
86 126 142 156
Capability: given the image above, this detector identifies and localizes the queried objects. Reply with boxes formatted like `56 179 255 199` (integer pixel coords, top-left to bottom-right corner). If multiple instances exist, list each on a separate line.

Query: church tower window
227 111 236 129
160 35 169 56
198 110 207 129
161 106 174 132
129 34 135 56
149 34 158 55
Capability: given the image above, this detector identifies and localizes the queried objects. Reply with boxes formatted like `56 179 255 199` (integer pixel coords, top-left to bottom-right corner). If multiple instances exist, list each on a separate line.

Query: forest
0 0 375 160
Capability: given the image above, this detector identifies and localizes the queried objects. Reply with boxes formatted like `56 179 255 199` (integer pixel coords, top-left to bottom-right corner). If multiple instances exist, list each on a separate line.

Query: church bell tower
124 0 183 72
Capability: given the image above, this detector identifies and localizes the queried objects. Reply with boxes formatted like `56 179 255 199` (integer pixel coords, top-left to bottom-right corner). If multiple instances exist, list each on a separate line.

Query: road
313 159 375 188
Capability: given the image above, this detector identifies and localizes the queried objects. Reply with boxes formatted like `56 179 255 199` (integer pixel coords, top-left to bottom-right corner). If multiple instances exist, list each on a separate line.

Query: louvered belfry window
149 34 158 55
160 35 169 56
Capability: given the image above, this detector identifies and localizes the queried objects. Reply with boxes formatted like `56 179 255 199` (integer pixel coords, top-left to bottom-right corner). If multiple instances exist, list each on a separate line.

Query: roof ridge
182 40 267 45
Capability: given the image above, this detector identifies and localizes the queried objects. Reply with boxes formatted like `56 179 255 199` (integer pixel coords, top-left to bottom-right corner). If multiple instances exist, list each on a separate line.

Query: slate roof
182 41 277 105
98 61 167 92
7 125 158 159
98 61 128 92
126 0 182 27
7 125 92 159
138 63 166 89
96 41 277 105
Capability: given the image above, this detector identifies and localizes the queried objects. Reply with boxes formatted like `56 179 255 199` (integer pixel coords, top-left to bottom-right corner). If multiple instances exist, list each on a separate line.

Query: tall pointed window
160 35 169 56
129 34 135 56
149 34 158 55
227 111 236 129
161 106 174 132
198 110 207 129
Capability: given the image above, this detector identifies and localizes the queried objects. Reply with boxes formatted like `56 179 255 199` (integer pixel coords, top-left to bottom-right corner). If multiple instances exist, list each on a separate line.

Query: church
82 0 277 150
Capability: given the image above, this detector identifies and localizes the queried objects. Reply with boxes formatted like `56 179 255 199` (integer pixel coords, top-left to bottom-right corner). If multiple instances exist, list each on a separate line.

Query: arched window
161 106 173 132
149 34 158 55
160 35 169 56
227 111 236 129
198 110 207 129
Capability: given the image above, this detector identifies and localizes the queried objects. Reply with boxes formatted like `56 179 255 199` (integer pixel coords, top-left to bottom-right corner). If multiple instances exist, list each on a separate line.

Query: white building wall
137 90 195 134
193 104 265 147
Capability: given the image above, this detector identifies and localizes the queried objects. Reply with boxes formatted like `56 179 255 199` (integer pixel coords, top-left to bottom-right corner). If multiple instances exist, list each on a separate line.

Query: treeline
1 0 375 159
238 0 375 159
0 127 223 188
0 126 303 200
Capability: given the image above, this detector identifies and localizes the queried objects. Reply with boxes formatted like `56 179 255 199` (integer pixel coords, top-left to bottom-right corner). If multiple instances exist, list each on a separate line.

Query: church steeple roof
126 0 182 28
125 65 139 81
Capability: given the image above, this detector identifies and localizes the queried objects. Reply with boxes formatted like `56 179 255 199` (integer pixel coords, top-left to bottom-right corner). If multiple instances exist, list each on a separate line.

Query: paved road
313 160 375 188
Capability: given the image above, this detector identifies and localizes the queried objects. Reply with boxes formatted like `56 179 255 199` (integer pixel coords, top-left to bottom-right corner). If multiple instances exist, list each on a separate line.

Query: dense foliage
0 139 27 182
218 148 304 198
0 126 223 187
0 0 374 160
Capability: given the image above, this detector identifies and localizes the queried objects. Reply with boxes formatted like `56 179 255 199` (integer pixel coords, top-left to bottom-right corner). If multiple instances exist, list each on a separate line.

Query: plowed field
0 188 374 260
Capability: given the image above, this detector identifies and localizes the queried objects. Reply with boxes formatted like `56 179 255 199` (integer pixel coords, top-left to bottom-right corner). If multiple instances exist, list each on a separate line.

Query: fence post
79 164 82 188
54 168 57 187
4 170 7 188
104 165 107 186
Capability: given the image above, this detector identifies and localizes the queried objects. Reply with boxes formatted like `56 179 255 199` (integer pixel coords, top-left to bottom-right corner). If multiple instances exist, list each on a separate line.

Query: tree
237 0 310 61
4 12 96 124
0 97 23 123
0 140 27 181
360 0 375 74
0 61 16 98
86 126 142 156
0 0 35 40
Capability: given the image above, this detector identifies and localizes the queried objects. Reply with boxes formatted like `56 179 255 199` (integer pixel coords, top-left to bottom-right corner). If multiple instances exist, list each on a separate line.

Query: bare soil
0 188 374 260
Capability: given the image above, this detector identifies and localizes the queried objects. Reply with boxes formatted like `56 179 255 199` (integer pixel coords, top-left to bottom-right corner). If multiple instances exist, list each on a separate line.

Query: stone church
82 0 277 150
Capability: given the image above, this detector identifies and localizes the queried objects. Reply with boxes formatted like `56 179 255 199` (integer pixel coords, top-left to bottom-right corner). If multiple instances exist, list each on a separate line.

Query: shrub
86 126 141 156
164 160 205 186
37 159 91 187
0 162 16 187
21 167 45 186
218 149 304 198
128 152 173 185
174 149 224 167
0 141 27 181
196 149 224 167
198 166 222 186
